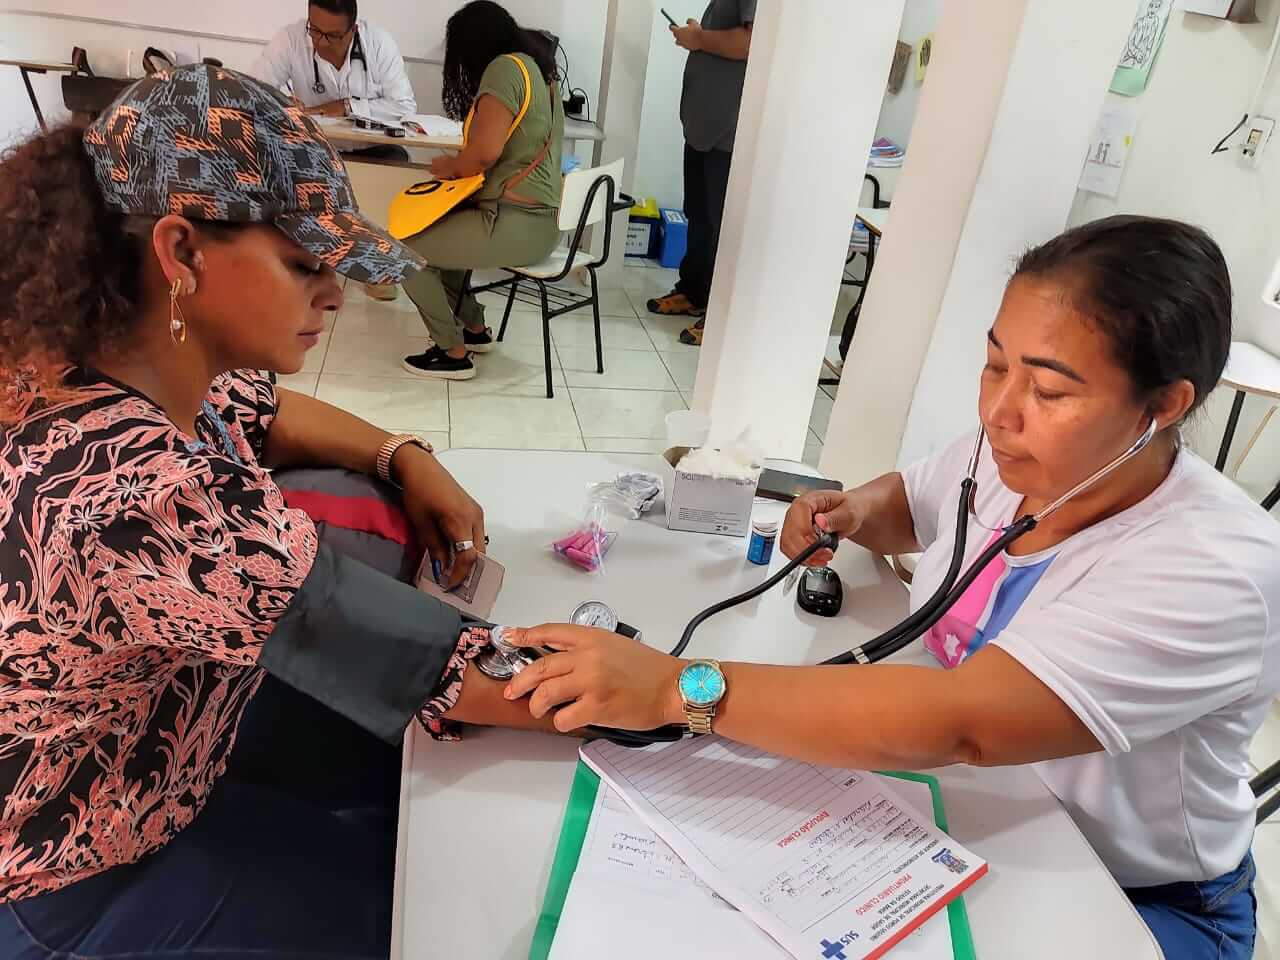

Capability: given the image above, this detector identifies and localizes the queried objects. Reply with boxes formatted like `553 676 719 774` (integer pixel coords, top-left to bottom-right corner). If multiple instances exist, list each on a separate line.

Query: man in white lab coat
255 0 416 123
255 0 417 298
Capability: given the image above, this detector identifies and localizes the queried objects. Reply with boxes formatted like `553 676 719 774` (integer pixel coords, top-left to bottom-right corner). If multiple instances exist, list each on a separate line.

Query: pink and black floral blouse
0 369 478 902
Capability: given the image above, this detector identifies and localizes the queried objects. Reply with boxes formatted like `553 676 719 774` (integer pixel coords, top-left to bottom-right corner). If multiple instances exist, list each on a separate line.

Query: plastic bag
550 472 662 573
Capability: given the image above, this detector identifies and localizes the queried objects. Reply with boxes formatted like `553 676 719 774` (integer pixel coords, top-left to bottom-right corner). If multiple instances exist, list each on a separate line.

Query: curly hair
0 125 152 420
441 1 558 121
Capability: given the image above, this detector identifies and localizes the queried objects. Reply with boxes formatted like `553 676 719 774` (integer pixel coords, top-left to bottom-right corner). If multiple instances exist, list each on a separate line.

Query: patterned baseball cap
82 63 424 284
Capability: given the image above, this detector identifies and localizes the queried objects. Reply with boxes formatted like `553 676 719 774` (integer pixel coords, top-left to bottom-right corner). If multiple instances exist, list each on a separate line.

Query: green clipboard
529 762 978 960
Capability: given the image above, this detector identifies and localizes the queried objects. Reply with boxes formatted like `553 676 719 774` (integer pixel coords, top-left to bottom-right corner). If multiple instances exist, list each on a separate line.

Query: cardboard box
662 447 759 537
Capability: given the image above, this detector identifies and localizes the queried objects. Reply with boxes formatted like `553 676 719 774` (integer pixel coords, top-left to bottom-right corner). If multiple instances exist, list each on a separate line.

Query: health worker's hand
780 489 860 567
502 625 686 733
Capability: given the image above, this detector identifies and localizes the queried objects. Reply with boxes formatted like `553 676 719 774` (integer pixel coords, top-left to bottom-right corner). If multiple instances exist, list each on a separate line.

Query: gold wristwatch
375 434 433 487
677 659 727 735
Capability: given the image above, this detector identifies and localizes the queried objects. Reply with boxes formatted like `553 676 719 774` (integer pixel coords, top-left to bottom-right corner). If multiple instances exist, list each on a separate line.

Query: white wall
629 0 944 212
632 10 687 209
873 0 942 150
692 0 906 458
891 0 1141 469
1065 5 1280 495
0 3 606 146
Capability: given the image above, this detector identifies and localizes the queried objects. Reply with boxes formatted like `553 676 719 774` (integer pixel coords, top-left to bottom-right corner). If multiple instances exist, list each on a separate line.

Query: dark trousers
675 144 733 310
0 676 402 959
0 469 410 959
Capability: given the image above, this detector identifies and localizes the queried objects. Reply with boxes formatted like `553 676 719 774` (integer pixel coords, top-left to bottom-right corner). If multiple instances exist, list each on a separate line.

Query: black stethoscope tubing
312 27 367 96
595 488 1036 748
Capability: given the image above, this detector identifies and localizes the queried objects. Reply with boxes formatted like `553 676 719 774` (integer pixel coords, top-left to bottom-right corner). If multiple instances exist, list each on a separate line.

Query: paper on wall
1079 102 1139 199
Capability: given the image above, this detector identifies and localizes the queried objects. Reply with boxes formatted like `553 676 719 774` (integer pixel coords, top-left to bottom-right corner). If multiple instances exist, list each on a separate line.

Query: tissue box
661 447 758 537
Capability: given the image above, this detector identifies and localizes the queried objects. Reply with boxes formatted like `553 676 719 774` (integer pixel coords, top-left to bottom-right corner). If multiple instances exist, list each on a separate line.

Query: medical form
549 781 954 960
578 736 986 960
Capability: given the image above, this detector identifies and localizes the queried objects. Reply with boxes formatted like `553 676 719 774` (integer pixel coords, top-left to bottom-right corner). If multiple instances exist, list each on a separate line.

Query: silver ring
453 540 475 553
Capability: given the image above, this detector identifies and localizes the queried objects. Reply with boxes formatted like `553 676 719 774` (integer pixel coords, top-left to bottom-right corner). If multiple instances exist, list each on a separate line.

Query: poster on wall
1111 0 1173 96
1079 102 1139 198
1176 0 1258 19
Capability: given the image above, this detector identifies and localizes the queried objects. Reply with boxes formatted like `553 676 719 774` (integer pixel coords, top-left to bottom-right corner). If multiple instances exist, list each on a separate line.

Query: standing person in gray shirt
646 1 754 346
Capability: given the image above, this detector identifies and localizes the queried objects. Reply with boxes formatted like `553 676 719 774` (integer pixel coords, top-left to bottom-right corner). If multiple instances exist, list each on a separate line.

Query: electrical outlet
1242 115 1275 167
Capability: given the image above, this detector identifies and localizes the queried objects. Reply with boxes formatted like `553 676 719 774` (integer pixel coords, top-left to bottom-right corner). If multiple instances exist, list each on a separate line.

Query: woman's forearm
446 668 561 732
845 472 922 556
657 650 1101 771
265 387 430 483
697 662 977 770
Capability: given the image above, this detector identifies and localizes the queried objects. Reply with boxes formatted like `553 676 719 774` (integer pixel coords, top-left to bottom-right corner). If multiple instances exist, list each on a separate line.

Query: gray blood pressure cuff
262 467 490 745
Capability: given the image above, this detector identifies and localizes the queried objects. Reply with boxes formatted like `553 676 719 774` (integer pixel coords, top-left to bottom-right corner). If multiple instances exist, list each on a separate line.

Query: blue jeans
1126 853 1257 960
0 674 403 959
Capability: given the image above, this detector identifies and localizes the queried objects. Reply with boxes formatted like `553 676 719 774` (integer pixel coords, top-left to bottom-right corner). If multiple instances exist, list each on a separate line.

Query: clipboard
530 762 978 960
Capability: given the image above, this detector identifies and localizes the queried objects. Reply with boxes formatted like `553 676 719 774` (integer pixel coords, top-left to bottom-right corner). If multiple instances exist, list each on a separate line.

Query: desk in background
322 116 606 167
391 449 1162 960
0 59 77 132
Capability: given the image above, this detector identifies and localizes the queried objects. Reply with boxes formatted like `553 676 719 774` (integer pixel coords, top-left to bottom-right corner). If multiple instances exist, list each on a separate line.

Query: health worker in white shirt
505 216 1280 960
254 0 416 127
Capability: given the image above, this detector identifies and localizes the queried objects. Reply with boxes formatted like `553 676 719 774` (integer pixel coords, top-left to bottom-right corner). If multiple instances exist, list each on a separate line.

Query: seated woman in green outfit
398 0 565 381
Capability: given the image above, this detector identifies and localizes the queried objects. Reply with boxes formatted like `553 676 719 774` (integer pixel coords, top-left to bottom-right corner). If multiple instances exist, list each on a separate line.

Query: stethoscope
312 27 367 96
478 420 1160 748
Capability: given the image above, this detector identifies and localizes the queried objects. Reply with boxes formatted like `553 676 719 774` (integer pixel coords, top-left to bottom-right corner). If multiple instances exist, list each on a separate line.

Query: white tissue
675 429 763 481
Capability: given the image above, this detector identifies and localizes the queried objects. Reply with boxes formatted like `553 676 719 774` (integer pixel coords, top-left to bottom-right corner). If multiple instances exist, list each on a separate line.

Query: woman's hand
393 445 486 589
780 489 861 567
429 153 459 179
502 625 686 733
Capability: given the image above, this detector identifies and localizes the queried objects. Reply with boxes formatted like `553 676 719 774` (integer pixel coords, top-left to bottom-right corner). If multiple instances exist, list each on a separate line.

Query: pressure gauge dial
570 600 619 632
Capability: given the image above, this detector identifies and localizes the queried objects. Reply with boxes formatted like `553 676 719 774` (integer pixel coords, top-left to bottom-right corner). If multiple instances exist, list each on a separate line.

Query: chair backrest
558 157 625 232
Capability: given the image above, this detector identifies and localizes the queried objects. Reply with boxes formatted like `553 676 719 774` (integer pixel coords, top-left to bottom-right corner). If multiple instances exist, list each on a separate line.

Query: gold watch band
376 434 433 487
684 705 716 736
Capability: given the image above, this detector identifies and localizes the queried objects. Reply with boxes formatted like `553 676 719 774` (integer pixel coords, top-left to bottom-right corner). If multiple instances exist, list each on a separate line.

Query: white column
821 0 1140 486
590 0 656 287
690 0 906 459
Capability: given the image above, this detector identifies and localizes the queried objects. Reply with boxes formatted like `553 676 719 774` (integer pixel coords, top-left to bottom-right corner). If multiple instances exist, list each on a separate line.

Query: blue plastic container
658 208 689 269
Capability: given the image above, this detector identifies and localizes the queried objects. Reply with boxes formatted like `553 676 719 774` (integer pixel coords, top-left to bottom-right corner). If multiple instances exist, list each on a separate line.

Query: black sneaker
402 346 476 381
463 326 495 353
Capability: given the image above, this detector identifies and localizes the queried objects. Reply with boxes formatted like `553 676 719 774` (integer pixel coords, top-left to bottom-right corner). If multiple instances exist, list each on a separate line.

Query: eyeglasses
306 21 353 44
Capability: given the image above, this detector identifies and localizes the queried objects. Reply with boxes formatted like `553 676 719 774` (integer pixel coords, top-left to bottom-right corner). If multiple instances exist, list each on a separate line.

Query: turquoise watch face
679 661 725 708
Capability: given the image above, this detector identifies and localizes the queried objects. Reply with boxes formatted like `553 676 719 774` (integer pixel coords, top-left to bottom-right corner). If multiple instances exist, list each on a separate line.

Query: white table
321 116 606 168
1214 340 1280 510
392 450 1162 960
0 59 77 132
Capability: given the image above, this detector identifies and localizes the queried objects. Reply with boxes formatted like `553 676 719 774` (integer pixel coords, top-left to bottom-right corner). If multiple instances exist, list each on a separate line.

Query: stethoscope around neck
312 27 367 96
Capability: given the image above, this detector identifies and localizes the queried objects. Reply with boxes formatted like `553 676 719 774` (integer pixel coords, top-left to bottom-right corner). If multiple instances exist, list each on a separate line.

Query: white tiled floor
298 261 1280 948
297 261 833 464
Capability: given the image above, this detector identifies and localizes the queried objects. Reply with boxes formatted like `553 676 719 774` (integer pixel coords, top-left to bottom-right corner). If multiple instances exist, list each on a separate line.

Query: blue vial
747 519 779 565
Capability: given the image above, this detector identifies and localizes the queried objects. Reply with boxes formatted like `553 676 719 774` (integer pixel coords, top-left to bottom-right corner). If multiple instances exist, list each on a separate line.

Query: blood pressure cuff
260 544 469 744
262 468 486 744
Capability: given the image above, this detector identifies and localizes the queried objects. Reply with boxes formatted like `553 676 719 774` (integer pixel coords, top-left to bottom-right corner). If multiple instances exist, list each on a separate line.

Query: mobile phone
756 468 843 504
661 8 679 27
415 551 506 620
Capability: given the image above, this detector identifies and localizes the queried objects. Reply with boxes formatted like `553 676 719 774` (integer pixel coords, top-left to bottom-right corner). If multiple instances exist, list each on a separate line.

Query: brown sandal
646 291 705 318
678 318 705 346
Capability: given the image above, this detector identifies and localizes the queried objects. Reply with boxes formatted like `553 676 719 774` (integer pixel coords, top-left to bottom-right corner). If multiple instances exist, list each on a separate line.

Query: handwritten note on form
549 781 953 959
580 736 985 960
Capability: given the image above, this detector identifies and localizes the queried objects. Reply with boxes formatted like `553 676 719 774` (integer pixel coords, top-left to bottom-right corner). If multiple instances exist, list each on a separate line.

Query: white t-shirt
252 19 417 119
902 432 1280 888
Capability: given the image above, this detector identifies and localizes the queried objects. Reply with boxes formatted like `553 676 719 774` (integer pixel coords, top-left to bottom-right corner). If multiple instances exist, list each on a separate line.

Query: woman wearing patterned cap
0 64 544 958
